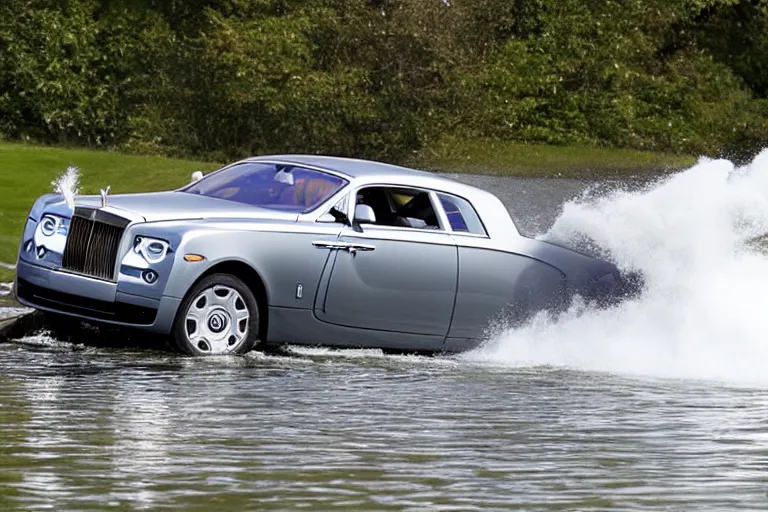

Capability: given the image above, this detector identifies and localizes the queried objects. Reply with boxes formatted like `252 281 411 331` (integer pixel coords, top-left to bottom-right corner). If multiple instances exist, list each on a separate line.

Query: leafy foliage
0 0 766 161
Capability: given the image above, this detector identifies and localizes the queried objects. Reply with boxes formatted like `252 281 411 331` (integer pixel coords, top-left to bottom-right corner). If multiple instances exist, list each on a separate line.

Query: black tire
172 273 261 356
42 312 85 341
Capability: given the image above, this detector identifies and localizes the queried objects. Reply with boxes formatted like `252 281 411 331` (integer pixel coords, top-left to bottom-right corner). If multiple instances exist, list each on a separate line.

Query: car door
313 189 458 338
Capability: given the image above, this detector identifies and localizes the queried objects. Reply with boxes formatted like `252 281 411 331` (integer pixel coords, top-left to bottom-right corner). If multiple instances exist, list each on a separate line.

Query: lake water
3 165 768 511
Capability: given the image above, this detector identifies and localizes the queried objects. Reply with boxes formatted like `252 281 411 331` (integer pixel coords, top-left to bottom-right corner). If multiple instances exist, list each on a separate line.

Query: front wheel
42 312 84 341
173 273 261 356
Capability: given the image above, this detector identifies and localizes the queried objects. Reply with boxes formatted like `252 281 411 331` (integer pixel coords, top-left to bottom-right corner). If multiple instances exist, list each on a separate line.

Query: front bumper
15 259 180 334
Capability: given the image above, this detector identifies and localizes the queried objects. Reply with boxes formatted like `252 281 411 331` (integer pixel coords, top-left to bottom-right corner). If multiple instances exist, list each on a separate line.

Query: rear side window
438 193 486 236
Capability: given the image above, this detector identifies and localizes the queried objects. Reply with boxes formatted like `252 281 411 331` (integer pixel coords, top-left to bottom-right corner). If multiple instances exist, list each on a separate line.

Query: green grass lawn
0 142 219 282
408 137 696 178
0 139 696 284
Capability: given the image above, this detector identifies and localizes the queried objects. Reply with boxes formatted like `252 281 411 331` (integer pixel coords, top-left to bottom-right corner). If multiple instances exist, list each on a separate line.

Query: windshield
182 162 348 213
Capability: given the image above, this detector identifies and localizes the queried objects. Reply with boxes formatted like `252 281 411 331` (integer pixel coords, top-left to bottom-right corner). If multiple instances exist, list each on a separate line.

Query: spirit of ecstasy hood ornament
100 185 111 208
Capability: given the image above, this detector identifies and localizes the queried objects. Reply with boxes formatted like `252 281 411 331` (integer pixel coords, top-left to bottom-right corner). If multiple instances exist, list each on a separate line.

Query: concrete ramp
0 309 42 341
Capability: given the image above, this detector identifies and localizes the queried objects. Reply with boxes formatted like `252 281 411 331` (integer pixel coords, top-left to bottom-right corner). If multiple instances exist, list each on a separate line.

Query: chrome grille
61 208 129 281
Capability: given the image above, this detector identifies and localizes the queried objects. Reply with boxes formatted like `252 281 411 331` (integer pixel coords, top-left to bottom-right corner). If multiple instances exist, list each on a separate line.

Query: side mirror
191 171 204 183
354 204 376 224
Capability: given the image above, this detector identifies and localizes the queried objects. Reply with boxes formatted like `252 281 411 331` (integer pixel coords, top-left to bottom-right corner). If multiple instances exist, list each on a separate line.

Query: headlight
40 215 60 237
134 236 171 264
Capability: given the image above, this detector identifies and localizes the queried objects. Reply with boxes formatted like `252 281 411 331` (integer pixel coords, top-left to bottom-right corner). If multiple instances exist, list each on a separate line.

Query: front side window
182 163 348 213
355 186 441 230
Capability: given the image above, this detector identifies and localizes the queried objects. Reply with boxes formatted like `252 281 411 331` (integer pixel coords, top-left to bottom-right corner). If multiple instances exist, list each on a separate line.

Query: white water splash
464 149 768 383
51 166 80 211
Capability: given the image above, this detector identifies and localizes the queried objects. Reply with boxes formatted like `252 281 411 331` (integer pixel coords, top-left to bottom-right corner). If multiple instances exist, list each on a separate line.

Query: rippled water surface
2 342 768 511
3 173 768 511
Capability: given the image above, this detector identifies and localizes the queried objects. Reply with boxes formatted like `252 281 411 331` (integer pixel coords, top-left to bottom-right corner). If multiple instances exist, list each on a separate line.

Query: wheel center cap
208 312 227 333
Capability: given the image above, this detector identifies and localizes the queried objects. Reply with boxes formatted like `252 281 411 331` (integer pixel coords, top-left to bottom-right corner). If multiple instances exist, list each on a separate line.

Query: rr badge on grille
100 185 111 208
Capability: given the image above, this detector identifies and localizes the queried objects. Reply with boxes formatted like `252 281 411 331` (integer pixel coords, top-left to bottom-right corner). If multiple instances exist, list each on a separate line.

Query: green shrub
0 0 766 162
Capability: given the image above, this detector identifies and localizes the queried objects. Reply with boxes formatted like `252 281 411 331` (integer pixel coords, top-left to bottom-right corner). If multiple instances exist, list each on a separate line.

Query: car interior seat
397 192 439 228
357 188 410 227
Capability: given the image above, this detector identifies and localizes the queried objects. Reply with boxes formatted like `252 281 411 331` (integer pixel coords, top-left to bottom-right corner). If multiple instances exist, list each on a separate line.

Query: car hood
74 191 299 223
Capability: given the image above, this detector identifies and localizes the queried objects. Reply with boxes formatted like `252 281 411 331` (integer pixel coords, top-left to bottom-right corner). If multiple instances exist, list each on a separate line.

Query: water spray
51 166 81 212
465 149 768 383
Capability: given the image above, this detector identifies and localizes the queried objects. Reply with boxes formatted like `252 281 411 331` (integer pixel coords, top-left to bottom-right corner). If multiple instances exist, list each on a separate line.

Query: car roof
236 154 519 237
246 154 434 179
245 154 487 196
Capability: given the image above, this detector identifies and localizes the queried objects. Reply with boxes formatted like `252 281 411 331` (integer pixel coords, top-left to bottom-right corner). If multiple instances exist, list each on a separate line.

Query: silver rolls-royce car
14 155 636 355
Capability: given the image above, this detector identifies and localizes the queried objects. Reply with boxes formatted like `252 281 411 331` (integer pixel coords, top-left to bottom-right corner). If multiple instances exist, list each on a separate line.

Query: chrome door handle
313 241 352 250
312 241 375 255
347 244 375 255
